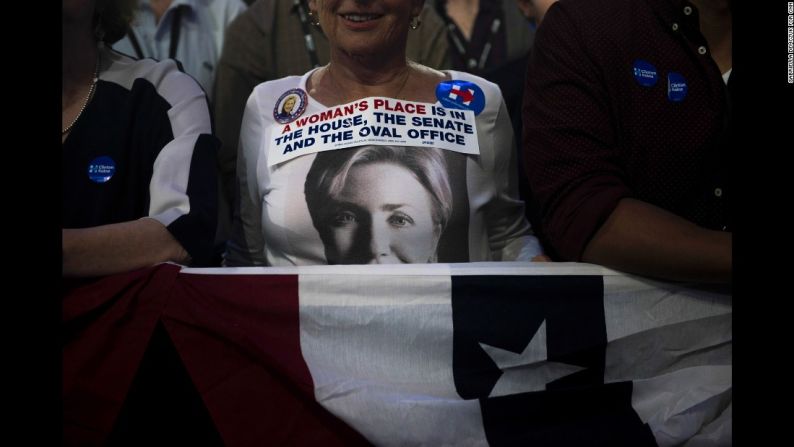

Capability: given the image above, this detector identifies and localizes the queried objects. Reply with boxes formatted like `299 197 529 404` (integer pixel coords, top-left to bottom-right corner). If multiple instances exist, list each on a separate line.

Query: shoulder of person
222 0 275 37
251 74 305 108
441 70 505 124
533 0 641 79
196 0 249 21
446 70 503 101
541 0 632 43
103 48 207 107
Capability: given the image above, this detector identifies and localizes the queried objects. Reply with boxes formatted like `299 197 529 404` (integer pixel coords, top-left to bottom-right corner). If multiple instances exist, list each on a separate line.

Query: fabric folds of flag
63 262 731 446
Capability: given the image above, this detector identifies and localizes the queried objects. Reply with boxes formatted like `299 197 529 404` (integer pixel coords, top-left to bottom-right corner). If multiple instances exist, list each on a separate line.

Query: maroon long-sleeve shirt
522 0 731 260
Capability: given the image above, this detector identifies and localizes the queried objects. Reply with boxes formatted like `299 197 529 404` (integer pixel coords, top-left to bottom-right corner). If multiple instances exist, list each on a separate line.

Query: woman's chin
341 45 387 60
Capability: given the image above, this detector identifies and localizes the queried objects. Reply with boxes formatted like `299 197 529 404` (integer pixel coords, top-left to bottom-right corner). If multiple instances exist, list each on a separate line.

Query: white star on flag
480 320 585 397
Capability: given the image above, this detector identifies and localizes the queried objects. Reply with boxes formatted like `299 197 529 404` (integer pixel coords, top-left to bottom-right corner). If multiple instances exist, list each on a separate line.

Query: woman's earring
409 16 421 30
308 10 321 27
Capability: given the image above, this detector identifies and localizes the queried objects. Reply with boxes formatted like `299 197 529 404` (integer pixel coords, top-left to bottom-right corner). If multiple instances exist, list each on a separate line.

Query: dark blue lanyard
292 0 321 68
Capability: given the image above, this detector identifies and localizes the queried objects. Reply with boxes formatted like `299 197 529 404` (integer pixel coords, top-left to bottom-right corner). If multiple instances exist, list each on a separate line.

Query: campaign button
436 80 486 116
87 156 116 183
633 59 659 87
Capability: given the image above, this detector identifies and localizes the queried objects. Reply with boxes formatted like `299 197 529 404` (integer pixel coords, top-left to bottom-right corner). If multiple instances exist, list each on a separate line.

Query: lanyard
126 4 185 60
292 0 321 68
436 2 502 72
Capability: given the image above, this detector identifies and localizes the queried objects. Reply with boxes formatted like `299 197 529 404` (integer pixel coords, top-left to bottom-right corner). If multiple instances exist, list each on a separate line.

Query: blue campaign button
87 156 116 183
632 59 658 87
435 80 486 115
273 88 308 124
667 72 688 102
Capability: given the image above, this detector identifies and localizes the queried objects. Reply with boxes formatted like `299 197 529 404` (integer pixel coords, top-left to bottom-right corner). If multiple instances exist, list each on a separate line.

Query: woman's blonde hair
305 145 453 232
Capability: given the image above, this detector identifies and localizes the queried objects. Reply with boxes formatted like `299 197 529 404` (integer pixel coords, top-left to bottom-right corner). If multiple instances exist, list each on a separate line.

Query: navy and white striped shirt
62 47 219 265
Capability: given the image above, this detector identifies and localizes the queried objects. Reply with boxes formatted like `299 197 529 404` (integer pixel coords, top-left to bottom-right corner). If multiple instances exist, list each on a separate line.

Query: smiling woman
305 0 445 106
225 0 544 266
312 0 421 61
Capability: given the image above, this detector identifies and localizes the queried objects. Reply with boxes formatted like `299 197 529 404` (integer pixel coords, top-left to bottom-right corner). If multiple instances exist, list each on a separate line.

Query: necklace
391 68 411 100
62 53 101 135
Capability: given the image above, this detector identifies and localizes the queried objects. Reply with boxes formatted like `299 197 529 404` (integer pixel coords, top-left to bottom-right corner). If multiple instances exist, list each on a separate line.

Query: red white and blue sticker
267 96 480 167
87 156 116 183
667 72 688 102
632 59 658 87
273 88 308 124
436 80 486 116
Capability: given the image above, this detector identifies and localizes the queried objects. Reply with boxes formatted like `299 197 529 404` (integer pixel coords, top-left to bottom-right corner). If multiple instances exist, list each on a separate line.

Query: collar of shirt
137 0 195 40
645 0 702 36
645 0 716 64
139 0 196 20
139 0 195 11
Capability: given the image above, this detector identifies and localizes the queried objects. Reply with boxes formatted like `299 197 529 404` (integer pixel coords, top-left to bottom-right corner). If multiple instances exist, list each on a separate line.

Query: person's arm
582 198 731 283
63 60 219 278
148 64 219 267
62 218 189 277
484 90 544 261
522 5 730 282
523 4 631 264
224 88 268 266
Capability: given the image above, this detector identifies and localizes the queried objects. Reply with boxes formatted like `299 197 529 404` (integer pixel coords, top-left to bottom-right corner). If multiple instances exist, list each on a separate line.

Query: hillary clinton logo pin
274 88 308 124
87 156 116 183
436 80 486 116
632 59 658 87
667 72 688 102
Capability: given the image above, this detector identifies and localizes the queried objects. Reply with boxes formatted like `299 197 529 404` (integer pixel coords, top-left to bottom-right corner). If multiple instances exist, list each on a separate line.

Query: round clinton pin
435 80 486 116
667 72 688 102
273 88 308 124
632 59 659 87
87 156 116 183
